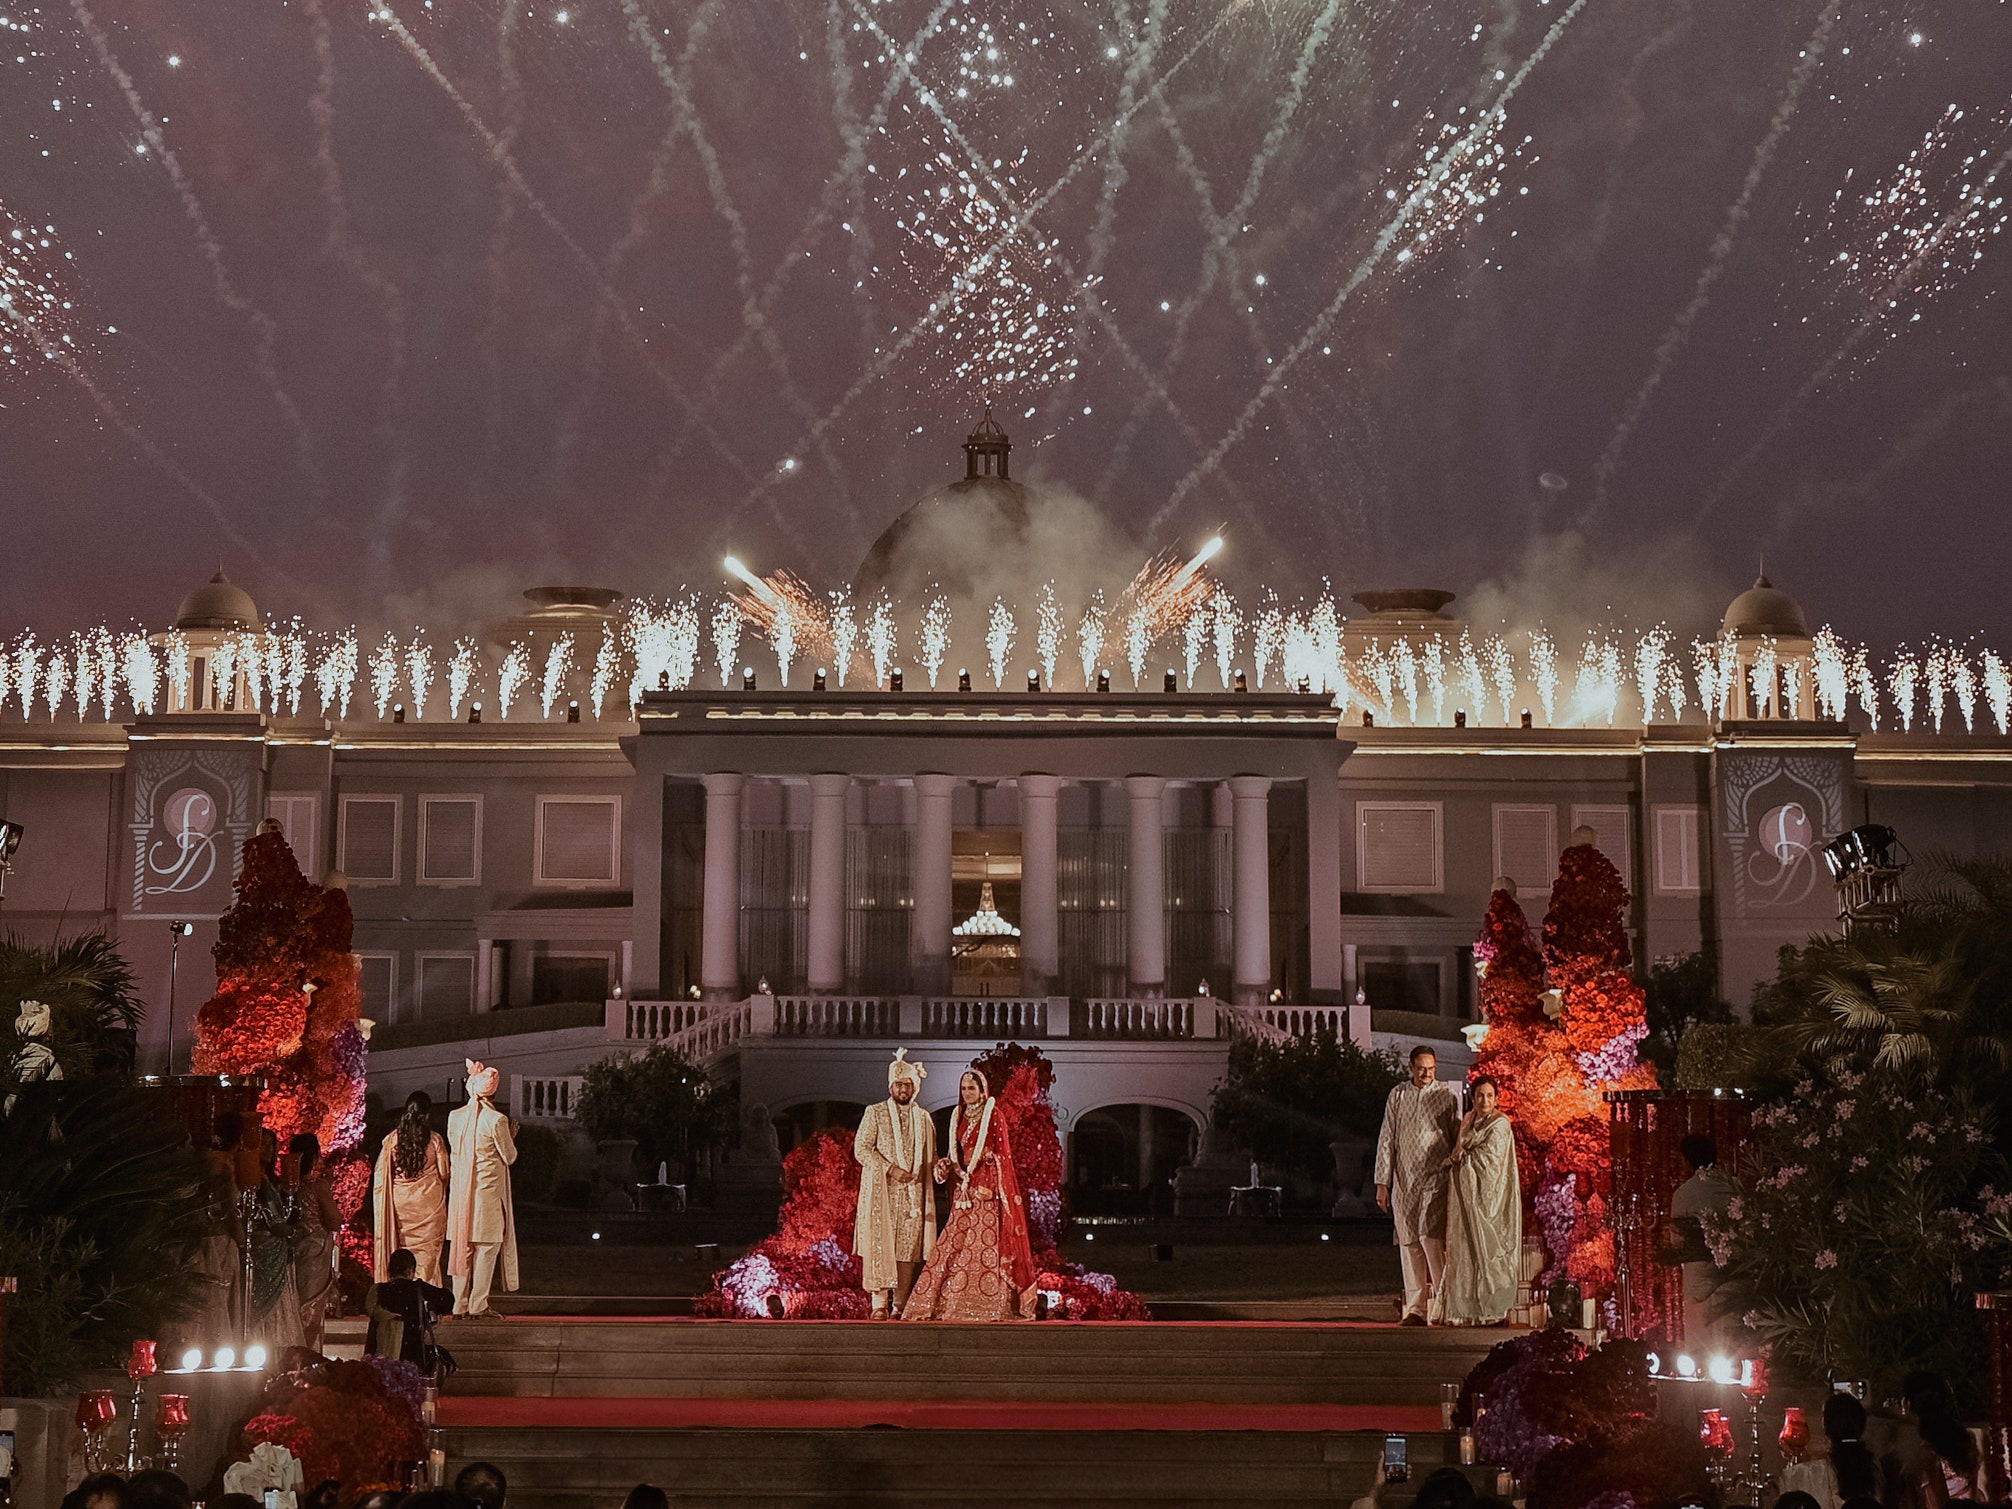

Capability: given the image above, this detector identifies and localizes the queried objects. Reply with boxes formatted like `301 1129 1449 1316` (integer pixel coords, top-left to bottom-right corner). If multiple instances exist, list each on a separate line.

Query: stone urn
594 1138 640 1211
1328 1139 1374 1217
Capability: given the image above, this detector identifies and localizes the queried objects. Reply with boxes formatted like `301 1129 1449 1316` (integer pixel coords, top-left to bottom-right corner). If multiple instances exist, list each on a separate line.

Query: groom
853 1049 937 1317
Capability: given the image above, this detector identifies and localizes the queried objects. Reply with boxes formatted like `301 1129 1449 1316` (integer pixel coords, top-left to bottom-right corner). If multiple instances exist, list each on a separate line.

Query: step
438 1318 1502 1406
441 1425 1479 1508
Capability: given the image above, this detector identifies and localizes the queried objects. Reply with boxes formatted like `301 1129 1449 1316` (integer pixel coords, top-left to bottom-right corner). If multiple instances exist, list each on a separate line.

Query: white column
913 773 956 996
475 938 495 1012
1230 774 1273 1006
701 773 744 1000
1019 774 1062 996
806 773 849 994
1126 774 1167 998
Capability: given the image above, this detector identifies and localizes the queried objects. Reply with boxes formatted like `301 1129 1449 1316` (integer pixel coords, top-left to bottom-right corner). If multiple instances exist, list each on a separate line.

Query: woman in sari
1438 1075 1522 1326
289 1133 344 1350
374 1091 451 1285
902 1070 1037 1322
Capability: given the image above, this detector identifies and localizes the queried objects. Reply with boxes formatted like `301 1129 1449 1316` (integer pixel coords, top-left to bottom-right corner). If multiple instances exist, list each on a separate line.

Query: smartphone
1382 1433 1409 1483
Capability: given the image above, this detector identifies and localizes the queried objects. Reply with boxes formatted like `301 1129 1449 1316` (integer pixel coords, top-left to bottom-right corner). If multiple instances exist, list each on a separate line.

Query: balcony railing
512 1073 585 1121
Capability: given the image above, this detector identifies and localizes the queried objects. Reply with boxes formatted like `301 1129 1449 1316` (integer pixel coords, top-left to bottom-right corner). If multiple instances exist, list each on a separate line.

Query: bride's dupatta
952 1093 1037 1292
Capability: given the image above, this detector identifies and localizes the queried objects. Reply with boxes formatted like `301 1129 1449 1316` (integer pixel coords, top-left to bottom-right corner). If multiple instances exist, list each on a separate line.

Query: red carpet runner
438 1397 1443 1433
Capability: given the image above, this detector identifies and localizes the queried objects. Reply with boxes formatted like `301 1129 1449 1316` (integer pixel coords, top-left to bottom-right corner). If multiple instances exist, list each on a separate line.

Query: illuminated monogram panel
1717 750 1849 916
125 747 260 917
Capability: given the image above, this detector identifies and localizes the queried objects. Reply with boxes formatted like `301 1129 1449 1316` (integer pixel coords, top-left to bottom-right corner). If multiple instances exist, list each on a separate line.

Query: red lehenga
902 1090 1038 1322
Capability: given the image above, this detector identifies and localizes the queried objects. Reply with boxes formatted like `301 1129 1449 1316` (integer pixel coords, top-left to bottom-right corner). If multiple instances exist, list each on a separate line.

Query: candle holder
75 1388 119 1472
154 1394 192 1473
426 1427 448 1488
1729 1367 1777 1506
126 1338 159 1472
1778 1405 1809 1463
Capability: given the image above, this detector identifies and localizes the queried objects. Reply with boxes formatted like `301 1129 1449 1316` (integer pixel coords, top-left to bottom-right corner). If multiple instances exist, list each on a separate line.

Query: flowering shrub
1703 1061 2012 1398
237 1356 423 1497
1457 1333 1710 1508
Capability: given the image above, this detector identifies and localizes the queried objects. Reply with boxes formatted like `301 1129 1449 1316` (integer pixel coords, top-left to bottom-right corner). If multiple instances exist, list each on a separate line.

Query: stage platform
437 1317 1505 1506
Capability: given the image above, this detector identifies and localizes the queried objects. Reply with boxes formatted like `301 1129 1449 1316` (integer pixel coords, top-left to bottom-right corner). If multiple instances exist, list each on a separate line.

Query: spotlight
211 1346 236 1371
1320 1232 1330 1242
469 701 482 724
813 668 827 691
1096 669 1111 693
958 668 972 692
1295 677 1311 694
1708 1355 1736 1385
1520 709 1533 729
659 671 671 691
0 815 24 896
243 1344 268 1370
1454 709 1467 728
392 703 405 724
1233 670 1247 693
742 667 757 690
180 1347 203 1372
566 700 580 723
890 669 904 692
1822 823 1904 880
1084 1232 1094 1241
1675 1354 1697 1379
1027 669 1040 692
592 1231 601 1241
1163 669 1177 692
1361 709 1374 728
1646 1352 1662 1377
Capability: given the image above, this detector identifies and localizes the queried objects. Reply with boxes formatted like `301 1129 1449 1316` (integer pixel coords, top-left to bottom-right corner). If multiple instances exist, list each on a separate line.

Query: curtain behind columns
740 826 809 993
1058 828 1127 998
845 824 913 993
1164 825 1231 996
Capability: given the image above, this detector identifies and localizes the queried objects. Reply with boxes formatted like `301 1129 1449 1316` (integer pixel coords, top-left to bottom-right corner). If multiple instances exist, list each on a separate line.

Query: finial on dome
963 408 1011 480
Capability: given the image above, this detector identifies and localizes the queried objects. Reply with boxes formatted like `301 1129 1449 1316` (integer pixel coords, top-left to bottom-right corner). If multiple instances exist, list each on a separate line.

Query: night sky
2 0 2008 649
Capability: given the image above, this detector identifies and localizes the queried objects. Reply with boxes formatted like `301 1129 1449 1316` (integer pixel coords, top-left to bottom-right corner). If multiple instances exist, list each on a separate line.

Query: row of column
699 772 1272 1004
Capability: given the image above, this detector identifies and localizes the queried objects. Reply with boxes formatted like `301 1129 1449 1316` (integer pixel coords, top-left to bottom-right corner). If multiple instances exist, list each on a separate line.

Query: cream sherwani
854 1098 937 1296
446 1097 518 1315
1375 1079 1460 1320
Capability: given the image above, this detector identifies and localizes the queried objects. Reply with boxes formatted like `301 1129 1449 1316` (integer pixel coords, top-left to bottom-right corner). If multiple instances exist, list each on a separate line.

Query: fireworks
497 641 530 718
868 597 898 689
1035 584 1062 690
711 601 743 689
369 635 398 719
0 205 92 380
986 597 1016 688
449 638 477 719
539 634 574 718
829 594 859 689
1385 109 1538 271
1075 591 1106 690
921 595 952 689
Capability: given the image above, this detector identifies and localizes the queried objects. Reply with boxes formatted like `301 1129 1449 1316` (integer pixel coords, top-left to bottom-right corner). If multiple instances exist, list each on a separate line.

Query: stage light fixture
1675 1354 1697 1379
566 700 580 723
1320 1233 1330 1242
1454 710 1467 728
742 667 757 690
469 702 482 723
1361 709 1374 728
890 669 904 691
1708 1355 1736 1384
244 1344 268 1370
0 818 23 865
813 668 827 691
180 1347 203 1372
1233 670 1247 693
392 703 405 724
211 1347 236 1371
1822 823 1902 880
1027 669 1040 692
958 669 972 692
1520 710 1533 729
1164 669 1177 692
1096 669 1111 693
1645 1352 1662 1377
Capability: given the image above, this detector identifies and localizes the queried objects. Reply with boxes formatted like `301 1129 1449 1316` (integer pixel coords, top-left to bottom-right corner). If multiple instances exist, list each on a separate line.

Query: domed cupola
854 412 1031 603
1717 570 1819 722
174 569 262 633
1720 573 1810 642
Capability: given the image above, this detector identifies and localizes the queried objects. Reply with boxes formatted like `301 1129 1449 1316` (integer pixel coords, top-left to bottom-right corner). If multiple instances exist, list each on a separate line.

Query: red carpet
438 1397 1442 1432
494 1315 1409 1329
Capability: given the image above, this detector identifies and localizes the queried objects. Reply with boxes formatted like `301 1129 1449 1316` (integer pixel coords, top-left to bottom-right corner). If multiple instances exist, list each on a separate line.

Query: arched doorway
1067 1104 1200 1216
772 1100 867 1157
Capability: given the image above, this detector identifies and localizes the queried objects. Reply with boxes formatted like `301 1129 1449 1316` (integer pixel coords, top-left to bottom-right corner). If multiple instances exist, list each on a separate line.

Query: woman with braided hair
901 1069 1037 1322
373 1090 451 1284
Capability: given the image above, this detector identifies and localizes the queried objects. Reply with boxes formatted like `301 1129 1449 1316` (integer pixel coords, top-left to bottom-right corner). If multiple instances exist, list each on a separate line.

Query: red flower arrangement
192 832 367 1160
237 1357 423 1496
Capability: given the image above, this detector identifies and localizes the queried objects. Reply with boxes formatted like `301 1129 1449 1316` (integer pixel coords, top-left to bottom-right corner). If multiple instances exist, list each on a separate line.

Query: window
1362 957 1446 1016
1573 804 1633 886
1654 805 1703 895
416 953 475 1018
358 953 397 1023
339 796 401 884
1357 802 1442 893
536 796 621 886
531 954 613 1005
419 796 482 886
266 793 319 878
1492 805 1557 897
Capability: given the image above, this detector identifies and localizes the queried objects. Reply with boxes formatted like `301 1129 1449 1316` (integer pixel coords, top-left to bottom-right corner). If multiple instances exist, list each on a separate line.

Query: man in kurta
1375 1045 1461 1325
854 1049 937 1317
446 1059 519 1318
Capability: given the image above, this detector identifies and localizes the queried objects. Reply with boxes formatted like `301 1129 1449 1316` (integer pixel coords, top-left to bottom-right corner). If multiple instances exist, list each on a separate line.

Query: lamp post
165 921 195 1073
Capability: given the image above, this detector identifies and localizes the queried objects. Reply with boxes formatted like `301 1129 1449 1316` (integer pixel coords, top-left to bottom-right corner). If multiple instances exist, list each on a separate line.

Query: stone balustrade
1078 997 1210 1040
512 1073 585 1121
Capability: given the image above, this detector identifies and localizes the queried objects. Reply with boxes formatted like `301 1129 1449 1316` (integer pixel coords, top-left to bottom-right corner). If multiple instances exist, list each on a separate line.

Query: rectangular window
1362 957 1446 1016
419 796 482 886
531 953 614 1006
1492 804 1558 898
1573 804 1634 887
358 953 397 1023
536 796 621 886
265 793 319 878
1653 805 1703 895
416 953 475 1018
1357 802 1443 894
339 796 401 884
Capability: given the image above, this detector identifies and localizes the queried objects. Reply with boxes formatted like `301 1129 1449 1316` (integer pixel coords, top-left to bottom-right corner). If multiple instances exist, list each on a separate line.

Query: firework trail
304 0 410 571
725 0 1253 534
1702 130 2012 526
1151 0 1593 534
69 0 328 509
1 206 91 378
618 0 851 521
370 3 760 498
1586 0 1842 516
478 0 526 482
1073 0 1161 349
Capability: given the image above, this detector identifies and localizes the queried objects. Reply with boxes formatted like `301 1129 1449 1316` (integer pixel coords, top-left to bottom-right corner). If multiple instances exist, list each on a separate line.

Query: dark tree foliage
0 931 145 1078
1208 1024 1404 1186
1640 947 1734 1078
574 1042 738 1179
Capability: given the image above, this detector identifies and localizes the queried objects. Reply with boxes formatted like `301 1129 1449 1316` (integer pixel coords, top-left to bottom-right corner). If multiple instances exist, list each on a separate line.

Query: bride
902 1069 1038 1321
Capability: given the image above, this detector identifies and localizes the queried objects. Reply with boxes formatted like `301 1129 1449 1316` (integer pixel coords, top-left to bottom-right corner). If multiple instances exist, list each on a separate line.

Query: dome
175 570 262 632
854 415 1031 602
1720 573 1809 641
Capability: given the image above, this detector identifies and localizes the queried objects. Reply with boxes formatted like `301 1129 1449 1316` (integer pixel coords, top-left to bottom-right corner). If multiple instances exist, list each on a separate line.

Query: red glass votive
128 1339 159 1379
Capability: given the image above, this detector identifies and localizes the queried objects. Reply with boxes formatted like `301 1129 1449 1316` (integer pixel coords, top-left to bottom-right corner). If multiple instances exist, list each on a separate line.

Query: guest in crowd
1666 1133 1736 1348
250 1128 306 1349
1438 1074 1522 1326
1374 1045 1460 1325
854 1049 937 1318
1774 1493 1822 1509
903 1069 1037 1321
375 1090 452 1285
59 1475 129 1509
352 1493 408 1509
1821 1390 1881 1507
289 1133 344 1350
366 1247 456 1371
453 1461 507 1509
620 1487 669 1509
446 1061 519 1317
